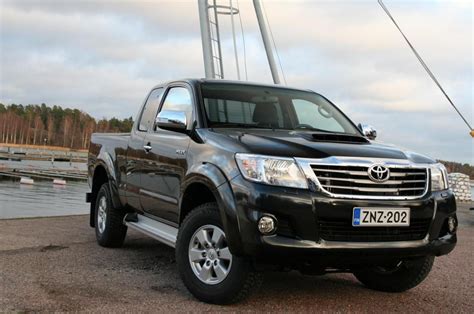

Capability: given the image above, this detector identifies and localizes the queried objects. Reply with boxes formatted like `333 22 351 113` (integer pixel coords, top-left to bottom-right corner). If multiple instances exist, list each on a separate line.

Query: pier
0 168 87 181
0 148 87 163
0 145 87 182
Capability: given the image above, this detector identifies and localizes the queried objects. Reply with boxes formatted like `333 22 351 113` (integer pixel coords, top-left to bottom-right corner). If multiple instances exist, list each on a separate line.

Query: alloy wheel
97 196 107 234
188 224 232 285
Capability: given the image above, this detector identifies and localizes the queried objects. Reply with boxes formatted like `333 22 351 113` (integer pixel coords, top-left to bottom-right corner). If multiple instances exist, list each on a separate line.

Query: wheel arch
180 163 244 255
89 160 121 227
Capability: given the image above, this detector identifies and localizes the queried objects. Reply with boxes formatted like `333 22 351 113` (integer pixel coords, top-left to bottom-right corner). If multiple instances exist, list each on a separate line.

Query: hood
199 128 435 164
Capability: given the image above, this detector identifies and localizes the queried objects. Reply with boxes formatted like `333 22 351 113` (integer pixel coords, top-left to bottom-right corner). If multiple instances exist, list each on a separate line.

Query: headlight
235 153 308 189
430 163 449 191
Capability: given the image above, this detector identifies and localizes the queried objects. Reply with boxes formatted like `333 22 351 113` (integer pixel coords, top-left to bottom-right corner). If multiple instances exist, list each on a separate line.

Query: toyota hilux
86 79 457 304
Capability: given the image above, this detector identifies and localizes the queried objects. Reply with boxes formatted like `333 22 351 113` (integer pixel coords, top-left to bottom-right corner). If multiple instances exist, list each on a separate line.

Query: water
0 179 89 219
0 159 89 219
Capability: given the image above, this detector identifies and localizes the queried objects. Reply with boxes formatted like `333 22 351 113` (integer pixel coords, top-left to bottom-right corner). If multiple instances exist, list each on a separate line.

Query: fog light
258 216 276 235
448 217 457 233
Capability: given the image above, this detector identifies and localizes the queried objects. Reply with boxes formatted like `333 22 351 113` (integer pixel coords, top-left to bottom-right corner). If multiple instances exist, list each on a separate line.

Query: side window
292 99 345 132
160 87 193 121
138 88 164 131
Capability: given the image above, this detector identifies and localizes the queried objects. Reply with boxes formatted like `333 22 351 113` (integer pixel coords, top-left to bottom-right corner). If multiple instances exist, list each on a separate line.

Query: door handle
143 144 152 152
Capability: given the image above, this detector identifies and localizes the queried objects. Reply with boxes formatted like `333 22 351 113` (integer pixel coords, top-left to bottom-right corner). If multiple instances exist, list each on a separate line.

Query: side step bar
124 213 178 248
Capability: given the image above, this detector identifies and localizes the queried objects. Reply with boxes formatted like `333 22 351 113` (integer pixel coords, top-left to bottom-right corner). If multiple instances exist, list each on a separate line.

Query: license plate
352 207 410 227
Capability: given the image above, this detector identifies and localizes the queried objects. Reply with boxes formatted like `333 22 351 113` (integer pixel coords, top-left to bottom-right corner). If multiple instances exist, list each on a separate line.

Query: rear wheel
176 203 262 304
353 256 434 292
94 183 127 248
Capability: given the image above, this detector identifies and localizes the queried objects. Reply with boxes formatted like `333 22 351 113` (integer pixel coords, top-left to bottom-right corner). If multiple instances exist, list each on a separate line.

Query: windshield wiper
293 126 333 133
293 126 360 136
210 122 273 129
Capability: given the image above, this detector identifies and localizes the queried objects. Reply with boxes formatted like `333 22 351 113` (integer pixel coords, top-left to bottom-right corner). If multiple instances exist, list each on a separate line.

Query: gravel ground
1 204 473 312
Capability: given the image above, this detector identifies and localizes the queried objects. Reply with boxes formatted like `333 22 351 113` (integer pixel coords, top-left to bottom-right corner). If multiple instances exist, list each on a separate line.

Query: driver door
139 85 193 224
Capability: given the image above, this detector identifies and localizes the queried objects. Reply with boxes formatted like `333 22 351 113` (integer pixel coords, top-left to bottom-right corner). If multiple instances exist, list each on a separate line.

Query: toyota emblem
368 164 390 182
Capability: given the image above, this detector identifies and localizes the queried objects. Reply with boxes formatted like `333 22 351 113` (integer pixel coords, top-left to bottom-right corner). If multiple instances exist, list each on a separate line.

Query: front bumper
224 174 457 264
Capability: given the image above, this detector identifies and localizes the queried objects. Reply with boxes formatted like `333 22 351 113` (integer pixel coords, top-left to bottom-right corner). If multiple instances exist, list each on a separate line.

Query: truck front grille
311 165 428 198
319 218 431 242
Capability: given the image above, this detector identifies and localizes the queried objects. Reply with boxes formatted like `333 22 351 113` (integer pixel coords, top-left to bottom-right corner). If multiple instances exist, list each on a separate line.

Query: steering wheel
294 123 314 129
318 105 333 118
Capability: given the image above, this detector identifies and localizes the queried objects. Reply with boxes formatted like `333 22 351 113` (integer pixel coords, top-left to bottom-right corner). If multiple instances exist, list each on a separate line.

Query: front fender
182 163 245 255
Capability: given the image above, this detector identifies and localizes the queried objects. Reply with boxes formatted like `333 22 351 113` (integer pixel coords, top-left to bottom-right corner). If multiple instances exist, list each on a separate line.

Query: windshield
201 83 360 135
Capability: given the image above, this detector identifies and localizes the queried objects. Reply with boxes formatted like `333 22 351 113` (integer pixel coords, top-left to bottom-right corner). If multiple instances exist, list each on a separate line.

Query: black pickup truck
86 79 457 304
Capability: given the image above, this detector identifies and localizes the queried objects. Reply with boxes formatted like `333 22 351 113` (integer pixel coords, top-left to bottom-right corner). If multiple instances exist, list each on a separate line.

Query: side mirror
358 123 377 140
155 110 187 132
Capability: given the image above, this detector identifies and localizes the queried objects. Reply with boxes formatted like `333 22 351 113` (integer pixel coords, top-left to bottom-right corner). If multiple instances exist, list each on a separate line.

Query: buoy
20 177 34 185
53 179 67 185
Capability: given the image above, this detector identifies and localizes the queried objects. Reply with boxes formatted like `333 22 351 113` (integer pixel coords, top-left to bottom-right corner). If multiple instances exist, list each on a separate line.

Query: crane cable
235 0 248 81
378 0 473 137
229 0 241 80
261 0 287 85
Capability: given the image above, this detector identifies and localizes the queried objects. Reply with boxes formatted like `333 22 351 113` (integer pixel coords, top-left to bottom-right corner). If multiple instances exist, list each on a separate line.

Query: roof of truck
150 78 314 93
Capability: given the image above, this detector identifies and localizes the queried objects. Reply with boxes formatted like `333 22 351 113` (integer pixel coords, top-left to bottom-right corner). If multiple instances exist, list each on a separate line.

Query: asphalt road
1 204 473 312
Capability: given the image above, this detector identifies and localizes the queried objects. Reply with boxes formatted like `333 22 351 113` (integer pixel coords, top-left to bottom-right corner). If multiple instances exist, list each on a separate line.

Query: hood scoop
298 132 369 144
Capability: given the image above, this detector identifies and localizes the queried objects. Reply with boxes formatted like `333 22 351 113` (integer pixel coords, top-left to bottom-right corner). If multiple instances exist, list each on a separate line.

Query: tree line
1 103 472 176
0 103 133 150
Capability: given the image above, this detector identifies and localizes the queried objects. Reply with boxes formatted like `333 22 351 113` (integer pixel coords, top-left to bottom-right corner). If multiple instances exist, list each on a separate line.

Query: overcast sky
0 0 472 164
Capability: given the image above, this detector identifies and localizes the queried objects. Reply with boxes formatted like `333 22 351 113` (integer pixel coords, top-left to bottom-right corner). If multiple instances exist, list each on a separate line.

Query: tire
94 183 127 248
176 202 262 304
353 256 435 292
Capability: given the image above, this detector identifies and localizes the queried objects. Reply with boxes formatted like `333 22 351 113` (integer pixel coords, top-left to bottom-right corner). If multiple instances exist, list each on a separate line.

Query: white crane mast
197 0 281 84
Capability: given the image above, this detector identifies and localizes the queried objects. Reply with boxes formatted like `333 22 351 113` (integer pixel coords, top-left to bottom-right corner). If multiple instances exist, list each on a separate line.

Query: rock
448 173 473 202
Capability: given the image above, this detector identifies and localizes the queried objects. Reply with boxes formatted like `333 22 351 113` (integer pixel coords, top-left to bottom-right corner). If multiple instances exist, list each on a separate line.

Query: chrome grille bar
320 185 426 192
316 177 426 185
295 157 430 200
316 168 426 177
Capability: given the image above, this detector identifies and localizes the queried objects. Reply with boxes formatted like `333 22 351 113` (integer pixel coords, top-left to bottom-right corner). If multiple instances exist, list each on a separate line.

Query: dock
0 151 87 163
0 168 87 181
0 145 87 182
0 145 87 163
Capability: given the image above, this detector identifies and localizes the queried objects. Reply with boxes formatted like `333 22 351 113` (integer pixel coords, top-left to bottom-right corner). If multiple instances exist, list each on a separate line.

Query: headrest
252 103 278 127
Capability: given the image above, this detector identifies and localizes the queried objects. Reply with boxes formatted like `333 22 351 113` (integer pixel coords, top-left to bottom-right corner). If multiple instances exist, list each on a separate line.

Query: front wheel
175 203 262 304
353 256 435 292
